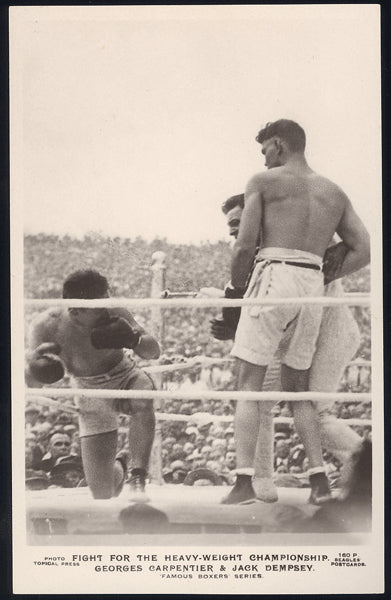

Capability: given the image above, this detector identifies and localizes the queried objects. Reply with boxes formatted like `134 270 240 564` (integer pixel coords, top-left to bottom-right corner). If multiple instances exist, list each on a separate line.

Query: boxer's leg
81 430 122 499
222 360 272 504
78 396 124 499
128 398 155 471
122 371 156 500
282 365 332 505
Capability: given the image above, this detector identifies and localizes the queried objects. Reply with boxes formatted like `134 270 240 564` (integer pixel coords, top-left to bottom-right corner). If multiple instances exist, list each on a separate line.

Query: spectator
25 431 44 470
274 440 291 471
37 432 72 472
25 469 50 491
25 406 41 434
49 457 84 488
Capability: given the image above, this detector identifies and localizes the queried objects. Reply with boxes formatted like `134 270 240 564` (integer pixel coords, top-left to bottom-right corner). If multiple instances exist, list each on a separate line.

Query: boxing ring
24 256 372 544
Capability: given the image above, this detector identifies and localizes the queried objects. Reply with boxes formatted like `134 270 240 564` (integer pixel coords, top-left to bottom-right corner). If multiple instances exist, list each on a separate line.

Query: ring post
149 251 167 485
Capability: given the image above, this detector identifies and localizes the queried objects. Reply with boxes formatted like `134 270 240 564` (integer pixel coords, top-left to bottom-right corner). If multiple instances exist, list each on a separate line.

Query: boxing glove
222 285 245 331
210 318 236 341
323 242 349 285
29 343 65 384
91 316 141 349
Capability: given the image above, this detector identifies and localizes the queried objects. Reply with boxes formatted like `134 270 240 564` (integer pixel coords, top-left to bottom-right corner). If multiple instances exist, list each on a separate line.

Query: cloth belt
266 259 322 271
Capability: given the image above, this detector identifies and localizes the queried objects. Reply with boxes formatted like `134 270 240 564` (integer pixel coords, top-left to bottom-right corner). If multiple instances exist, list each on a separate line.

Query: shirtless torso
231 150 369 288
248 167 345 255
28 307 151 378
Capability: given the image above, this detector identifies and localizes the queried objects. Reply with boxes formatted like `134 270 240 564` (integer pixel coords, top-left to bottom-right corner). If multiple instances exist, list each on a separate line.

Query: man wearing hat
25 469 50 491
49 456 84 488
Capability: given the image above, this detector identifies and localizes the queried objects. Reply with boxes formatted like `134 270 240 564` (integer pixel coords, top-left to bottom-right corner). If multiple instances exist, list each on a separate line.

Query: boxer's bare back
232 140 369 287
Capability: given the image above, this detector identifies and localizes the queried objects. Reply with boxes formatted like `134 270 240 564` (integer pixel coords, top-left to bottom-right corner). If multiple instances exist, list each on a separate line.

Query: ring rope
26 387 371 403
152 415 372 426
143 356 233 374
149 414 372 426
142 356 371 374
27 395 79 414
27 396 371 427
24 293 370 309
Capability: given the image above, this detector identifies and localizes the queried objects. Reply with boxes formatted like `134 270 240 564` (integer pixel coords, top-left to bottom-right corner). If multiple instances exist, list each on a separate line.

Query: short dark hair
255 119 306 152
221 194 244 214
62 270 109 299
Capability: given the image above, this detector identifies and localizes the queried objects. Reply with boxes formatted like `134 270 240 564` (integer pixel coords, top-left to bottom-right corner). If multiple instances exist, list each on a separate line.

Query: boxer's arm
231 177 263 288
197 287 225 298
26 312 63 385
110 308 160 360
335 195 370 278
27 311 59 356
26 333 45 386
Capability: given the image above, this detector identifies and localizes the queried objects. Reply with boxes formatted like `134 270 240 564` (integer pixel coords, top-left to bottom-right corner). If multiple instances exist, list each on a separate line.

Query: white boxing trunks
72 353 155 437
262 279 360 401
231 248 324 370
260 279 362 460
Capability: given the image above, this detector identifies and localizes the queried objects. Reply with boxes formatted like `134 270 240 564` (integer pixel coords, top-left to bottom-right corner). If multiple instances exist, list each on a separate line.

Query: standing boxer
210 194 363 504
224 120 370 504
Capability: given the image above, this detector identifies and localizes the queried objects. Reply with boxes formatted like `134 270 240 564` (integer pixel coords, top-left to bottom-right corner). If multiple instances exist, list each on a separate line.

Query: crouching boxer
26 269 160 500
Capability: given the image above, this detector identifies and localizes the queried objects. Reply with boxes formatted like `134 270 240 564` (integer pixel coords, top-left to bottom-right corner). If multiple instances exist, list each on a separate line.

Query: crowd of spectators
24 234 371 490
25 405 83 490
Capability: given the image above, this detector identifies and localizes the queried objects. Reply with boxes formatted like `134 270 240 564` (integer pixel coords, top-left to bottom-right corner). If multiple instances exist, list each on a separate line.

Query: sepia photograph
10 4 383 595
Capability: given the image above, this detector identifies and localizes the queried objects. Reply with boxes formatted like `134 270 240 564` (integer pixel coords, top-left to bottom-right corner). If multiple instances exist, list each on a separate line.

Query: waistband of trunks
73 354 135 387
255 247 323 267
266 259 321 271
